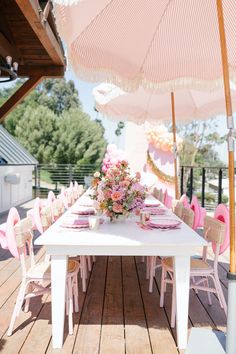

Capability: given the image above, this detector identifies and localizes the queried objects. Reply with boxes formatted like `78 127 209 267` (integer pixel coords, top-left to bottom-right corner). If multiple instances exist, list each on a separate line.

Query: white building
0 126 38 213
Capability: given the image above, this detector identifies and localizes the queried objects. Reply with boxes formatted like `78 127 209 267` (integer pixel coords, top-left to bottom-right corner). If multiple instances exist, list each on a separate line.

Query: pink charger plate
147 219 181 229
61 219 89 229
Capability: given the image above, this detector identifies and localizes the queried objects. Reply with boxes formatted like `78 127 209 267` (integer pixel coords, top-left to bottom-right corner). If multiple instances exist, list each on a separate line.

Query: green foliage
37 79 81 115
115 121 125 136
53 109 106 165
15 106 57 163
0 78 107 166
178 119 225 168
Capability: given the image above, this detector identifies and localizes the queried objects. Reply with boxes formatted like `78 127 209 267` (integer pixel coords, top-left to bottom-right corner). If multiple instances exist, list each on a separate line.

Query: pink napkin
5 208 21 258
142 207 166 215
71 209 95 216
0 223 7 249
61 219 89 229
144 202 160 207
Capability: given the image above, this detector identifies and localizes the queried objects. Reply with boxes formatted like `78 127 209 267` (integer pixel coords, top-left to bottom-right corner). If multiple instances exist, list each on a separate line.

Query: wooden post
217 0 236 275
171 92 180 200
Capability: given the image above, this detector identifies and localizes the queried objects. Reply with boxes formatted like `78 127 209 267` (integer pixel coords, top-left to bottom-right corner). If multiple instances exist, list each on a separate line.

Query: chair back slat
204 216 226 245
40 206 52 230
52 198 64 218
173 201 183 219
14 217 33 249
182 207 194 228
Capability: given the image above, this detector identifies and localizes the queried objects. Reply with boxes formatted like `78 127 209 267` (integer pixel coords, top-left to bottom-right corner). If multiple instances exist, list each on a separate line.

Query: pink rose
111 191 122 201
112 203 123 213
135 172 141 180
104 190 112 199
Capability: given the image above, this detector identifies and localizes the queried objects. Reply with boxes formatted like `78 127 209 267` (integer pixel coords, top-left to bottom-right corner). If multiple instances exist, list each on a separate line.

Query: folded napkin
142 207 166 215
71 208 95 216
61 219 89 229
144 202 160 207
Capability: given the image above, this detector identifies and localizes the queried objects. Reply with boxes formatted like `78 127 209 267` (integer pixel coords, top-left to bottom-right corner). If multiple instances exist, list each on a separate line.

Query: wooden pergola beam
15 0 65 66
0 76 43 123
18 65 65 78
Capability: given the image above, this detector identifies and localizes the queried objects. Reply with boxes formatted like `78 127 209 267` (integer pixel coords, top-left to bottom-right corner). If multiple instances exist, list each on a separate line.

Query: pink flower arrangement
92 160 146 221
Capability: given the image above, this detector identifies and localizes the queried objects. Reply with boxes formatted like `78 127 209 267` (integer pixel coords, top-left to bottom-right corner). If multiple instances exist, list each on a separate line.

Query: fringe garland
147 151 175 185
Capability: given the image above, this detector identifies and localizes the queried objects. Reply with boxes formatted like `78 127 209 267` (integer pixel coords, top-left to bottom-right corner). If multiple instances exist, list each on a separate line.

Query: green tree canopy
15 105 57 163
53 109 106 165
178 119 225 168
1 78 107 166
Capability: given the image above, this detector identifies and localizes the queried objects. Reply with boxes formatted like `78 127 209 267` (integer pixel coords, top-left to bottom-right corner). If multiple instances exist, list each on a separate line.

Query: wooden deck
0 203 228 354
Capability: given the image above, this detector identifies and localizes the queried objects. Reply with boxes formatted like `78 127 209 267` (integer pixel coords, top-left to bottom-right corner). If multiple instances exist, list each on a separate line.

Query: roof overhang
0 0 66 121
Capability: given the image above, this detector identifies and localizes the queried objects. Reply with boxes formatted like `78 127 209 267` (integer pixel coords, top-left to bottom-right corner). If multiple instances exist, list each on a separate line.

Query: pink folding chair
160 215 227 328
180 194 190 208
6 209 80 337
148 207 194 293
164 189 173 209
58 187 69 209
190 195 206 230
27 197 45 234
213 203 230 255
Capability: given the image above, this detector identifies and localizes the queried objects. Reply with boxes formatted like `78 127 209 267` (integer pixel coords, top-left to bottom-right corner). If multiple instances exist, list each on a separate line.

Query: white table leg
51 254 68 349
173 255 190 350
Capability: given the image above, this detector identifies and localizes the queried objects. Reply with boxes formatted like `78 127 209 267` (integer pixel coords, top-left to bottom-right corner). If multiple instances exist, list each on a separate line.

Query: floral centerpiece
92 160 146 221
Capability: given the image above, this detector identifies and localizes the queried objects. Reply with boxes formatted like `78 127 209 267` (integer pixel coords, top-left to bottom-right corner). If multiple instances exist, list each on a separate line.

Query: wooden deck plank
135 257 178 354
0 250 14 272
100 256 125 354
73 256 107 354
1 294 49 354
19 296 52 354
122 257 152 354
45 262 91 354
0 247 45 309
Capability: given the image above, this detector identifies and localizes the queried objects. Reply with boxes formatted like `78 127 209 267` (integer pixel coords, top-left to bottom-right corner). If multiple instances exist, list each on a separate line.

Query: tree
15 105 57 163
178 119 225 168
53 109 106 166
1 78 107 168
37 79 81 115
2 78 81 135
177 118 226 193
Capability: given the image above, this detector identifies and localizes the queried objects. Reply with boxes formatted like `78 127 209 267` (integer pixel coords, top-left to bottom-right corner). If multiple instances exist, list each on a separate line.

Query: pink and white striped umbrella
54 0 236 92
93 83 236 124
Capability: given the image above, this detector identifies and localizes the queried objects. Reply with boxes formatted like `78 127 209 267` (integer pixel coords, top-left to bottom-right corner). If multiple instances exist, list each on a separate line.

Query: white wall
0 165 34 213
124 122 148 173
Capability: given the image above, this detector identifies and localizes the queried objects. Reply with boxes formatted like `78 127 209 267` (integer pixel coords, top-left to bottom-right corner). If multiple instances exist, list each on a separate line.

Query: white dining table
35 194 207 350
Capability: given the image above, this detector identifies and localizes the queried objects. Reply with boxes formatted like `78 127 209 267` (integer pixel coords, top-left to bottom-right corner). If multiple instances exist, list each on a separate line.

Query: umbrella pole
171 92 179 199
217 1 236 353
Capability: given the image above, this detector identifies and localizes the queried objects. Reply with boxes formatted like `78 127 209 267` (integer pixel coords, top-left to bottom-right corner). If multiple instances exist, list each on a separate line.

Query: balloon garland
146 125 182 152
146 151 175 184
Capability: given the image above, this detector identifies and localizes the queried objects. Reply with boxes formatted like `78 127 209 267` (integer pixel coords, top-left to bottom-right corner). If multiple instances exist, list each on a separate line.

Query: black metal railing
180 166 229 211
32 164 230 210
33 163 99 198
